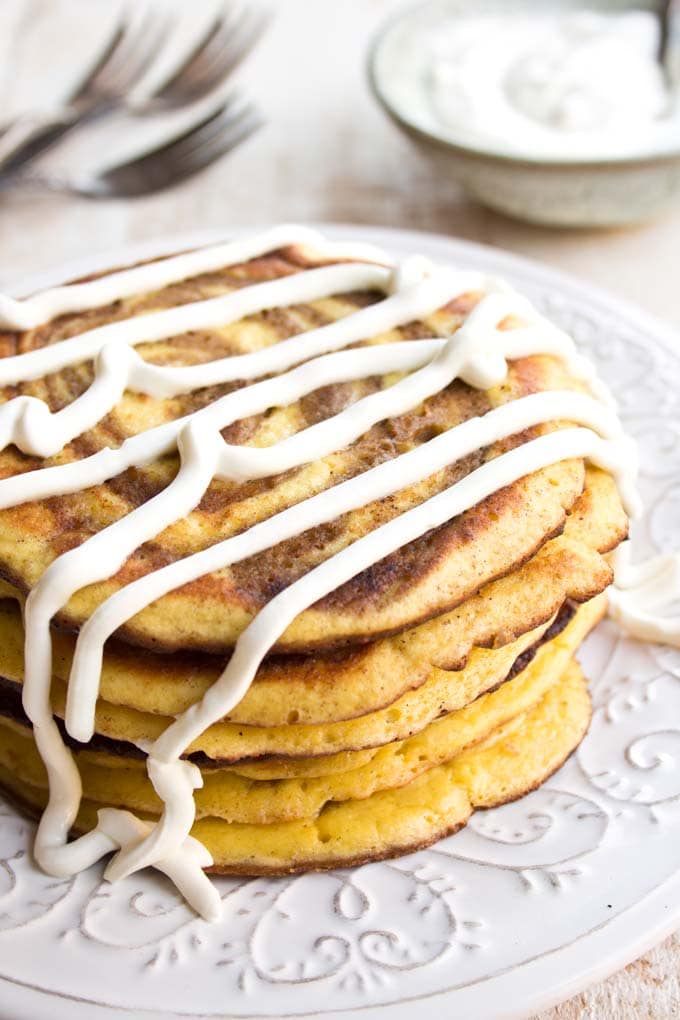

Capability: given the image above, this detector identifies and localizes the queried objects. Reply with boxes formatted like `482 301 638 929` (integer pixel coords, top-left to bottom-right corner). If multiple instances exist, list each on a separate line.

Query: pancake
0 611 554 762
0 659 591 874
0 596 602 824
0 242 596 653
0 468 622 728
0 591 600 779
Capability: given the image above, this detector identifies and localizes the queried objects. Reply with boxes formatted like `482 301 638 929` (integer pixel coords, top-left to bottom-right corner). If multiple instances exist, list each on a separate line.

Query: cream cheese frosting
375 9 680 161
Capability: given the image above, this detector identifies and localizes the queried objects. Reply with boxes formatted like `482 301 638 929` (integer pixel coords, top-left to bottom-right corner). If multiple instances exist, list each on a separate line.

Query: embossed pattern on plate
1 226 679 1020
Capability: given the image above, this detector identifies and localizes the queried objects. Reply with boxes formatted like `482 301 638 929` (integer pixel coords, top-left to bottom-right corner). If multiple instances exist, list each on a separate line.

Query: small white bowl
369 0 680 227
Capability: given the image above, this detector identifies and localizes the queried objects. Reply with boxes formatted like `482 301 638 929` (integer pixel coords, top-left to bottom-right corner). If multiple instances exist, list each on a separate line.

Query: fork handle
0 110 81 176
0 168 79 195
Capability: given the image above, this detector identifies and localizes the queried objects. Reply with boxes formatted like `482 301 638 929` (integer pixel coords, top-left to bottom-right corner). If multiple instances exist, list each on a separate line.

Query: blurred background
0 0 678 332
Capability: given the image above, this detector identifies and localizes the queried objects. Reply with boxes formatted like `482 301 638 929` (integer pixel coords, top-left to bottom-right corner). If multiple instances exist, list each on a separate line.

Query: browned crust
0 489 616 671
113 507 575 656
0 511 565 656
0 602 577 768
0 478 620 732
0 440 580 657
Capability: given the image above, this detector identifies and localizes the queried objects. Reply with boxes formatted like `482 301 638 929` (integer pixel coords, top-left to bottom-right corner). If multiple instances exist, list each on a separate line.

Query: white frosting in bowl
373 5 680 161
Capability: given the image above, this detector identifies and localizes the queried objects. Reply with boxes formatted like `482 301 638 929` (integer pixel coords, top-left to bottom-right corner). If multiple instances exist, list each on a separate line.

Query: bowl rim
367 0 680 170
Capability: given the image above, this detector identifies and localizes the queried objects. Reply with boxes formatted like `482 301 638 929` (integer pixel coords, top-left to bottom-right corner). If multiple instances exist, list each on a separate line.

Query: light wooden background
0 1 679 1016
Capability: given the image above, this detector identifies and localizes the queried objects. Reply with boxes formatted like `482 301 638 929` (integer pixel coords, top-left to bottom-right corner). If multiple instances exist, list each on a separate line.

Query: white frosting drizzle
0 225 389 332
0 227 676 923
0 262 491 458
607 543 680 645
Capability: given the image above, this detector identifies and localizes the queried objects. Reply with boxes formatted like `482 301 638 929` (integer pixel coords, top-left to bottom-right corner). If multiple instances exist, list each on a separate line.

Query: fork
0 7 172 175
0 2 267 177
0 94 263 199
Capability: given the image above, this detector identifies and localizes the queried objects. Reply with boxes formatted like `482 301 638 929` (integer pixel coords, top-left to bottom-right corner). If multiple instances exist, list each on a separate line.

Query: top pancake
0 242 604 653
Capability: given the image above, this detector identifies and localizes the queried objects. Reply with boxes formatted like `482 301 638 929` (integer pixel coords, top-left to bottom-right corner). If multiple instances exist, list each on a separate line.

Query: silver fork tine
152 7 242 100
189 6 270 86
136 92 244 161
181 107 262 168
165 106 256 173
66 20 127 105
94 8 176 99
164 106 262 176
178 109 262 171
74 15 144 97
97 99 262 196
171 93 248 151
187 4 257 66
146 4 269 108
134 96 252 168
105 113 262 195
161 106 260 175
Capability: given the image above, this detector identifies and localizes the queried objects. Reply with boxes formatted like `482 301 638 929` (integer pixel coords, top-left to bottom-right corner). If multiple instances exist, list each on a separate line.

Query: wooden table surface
0 1 678 1016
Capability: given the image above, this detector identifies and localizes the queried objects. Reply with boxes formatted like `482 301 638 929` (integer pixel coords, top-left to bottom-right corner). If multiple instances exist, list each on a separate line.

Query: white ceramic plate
1 225 679 1020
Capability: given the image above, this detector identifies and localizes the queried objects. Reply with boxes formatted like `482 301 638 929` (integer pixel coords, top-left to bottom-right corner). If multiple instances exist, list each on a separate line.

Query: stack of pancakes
0 242 627 874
